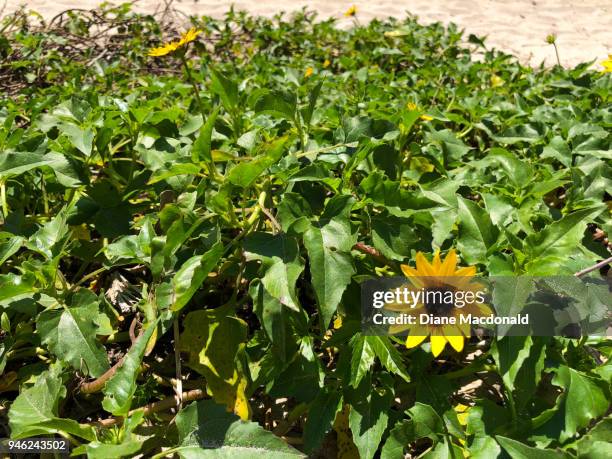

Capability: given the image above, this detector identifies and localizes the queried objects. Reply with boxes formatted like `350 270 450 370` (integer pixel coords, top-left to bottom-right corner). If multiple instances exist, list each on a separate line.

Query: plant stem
553 42 561 67
0 180 7 218
574 256 612 277
180 53 205 118
173 318 183 410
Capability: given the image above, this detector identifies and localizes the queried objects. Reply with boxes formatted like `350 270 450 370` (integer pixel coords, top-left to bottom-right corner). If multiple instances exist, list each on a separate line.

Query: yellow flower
406 102 432 120
148 27 202 57
323 59 331 68
490 74 504 87
178 27 202 47
304 67 314 78
386 249 491 357
344 5 358 17
148 42 180 57
601 54 612 73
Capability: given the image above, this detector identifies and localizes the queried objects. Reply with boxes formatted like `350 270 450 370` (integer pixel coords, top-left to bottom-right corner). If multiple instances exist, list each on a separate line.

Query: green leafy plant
0 3 610 458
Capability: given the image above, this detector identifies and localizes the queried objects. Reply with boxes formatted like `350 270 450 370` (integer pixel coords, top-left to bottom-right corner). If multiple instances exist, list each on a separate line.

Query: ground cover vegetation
0 3 611 458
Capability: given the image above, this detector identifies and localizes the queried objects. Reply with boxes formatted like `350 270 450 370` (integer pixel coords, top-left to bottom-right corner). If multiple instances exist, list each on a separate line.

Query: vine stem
0 180 7 217
91 389 206 428
80 317 142 394
173 319 183 410
574 256 612 277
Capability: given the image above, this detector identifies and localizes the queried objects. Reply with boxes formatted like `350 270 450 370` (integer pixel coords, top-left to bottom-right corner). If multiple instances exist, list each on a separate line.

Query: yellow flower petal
430 333 447 357
446 334 465 352
406 334 427 348
440 249 458 276
400 265 424 288
432 250 442 270
344 5 358 17
415 252 435 276
455 266 476 277
420 114 433 121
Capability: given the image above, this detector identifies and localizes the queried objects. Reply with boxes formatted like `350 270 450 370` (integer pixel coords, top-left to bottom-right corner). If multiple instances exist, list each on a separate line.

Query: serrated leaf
457 196 499 264
303 388 343 453
525 207 604 261
303 195 356 329
348 378 393 459
491 336 533 393
244 232 304 312
552 366 609 442
38 290 109 378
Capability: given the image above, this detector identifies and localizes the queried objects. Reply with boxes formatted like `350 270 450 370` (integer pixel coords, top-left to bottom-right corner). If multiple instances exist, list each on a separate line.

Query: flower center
423 286 456 317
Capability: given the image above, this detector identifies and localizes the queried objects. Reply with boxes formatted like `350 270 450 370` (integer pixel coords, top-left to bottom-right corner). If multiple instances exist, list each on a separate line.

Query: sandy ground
1 0 611 68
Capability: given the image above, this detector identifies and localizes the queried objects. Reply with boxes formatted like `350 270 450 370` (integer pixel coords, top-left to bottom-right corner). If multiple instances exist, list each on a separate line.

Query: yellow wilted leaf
333 404 359 459
179 306 252 420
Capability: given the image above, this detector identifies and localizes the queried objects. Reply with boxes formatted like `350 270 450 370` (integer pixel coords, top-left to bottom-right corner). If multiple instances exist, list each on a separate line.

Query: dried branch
91 389 206 428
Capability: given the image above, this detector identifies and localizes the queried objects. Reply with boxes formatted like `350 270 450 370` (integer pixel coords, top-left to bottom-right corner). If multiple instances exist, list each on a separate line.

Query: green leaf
491 336 533 393
495 436 568 458
210 68 238 112
348 378 393 459
175 399 305 458
303 388 343 453
349 335 376 388
303 81 322 126
253 90 297 120
249 280 297 362
38 290 109 378
0 151 51 178
371 214 417 260
427 129 471 163
367 336 410 383
491 277 536 336
408 403 445 440
25 209 70 259
552 366 609 442
227 137 288 188
268 337 323 403
8 363 96 441
73 440 144 459
350 335 410 387
525 207 604 261
303 195 356 329
244 232 304 312
9 363 64 437
488 148 533 188
192 107 220 163
102 320 158 416
457 196 499 264
381 420 415 459
171 241 224 311
0 273 36 302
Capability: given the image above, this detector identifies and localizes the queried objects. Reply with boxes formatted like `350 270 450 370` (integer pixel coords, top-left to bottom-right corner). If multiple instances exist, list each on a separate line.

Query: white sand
1 0 611 68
